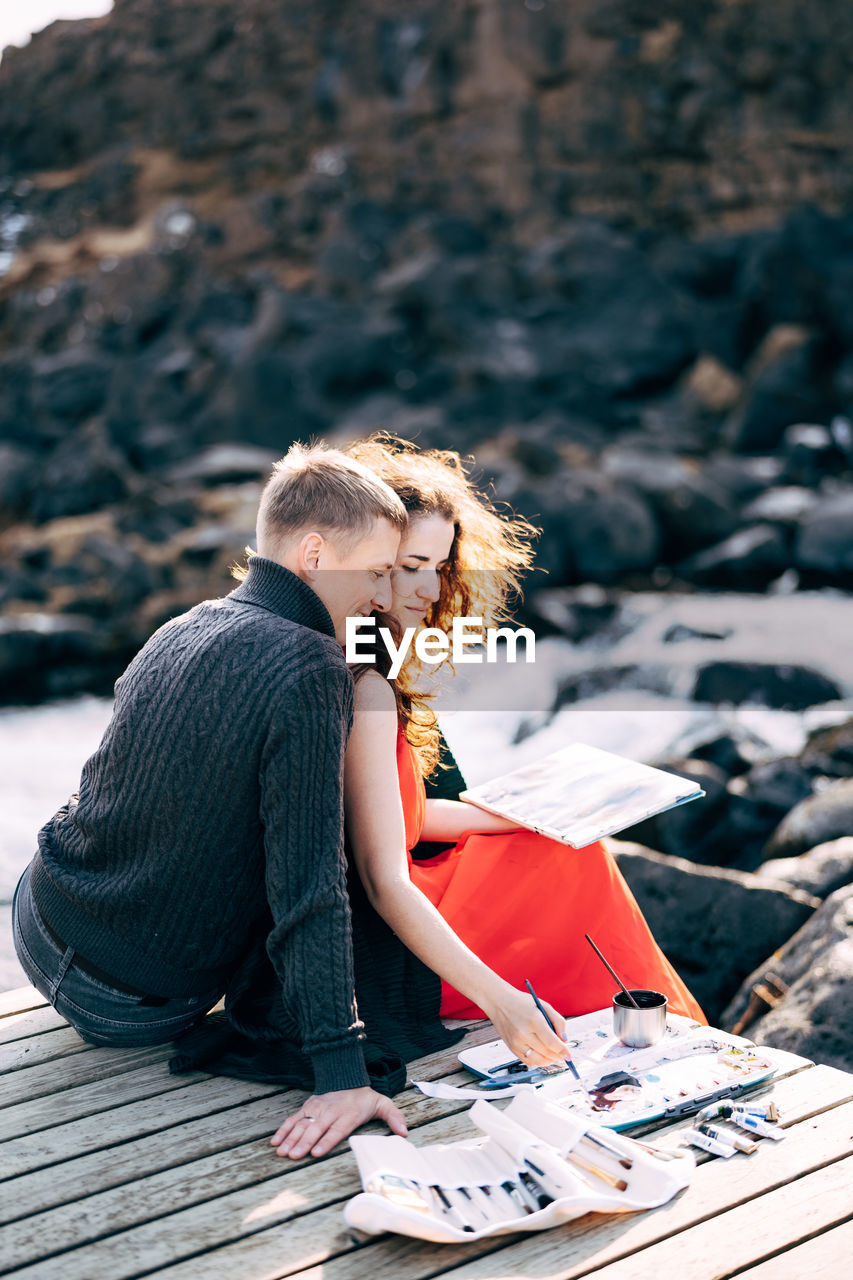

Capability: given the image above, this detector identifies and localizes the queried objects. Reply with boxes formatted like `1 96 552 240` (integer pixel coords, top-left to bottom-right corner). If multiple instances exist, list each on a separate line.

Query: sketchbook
459 742 705 848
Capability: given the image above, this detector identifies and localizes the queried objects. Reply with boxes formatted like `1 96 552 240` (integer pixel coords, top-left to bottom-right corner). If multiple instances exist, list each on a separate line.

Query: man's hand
270 1086 408 1159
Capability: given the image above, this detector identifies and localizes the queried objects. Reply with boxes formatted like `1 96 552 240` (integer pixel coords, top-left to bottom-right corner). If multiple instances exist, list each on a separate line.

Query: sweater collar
228 557 336 637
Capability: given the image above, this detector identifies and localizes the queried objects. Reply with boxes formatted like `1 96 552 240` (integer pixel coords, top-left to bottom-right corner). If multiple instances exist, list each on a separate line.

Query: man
12 442 409 1158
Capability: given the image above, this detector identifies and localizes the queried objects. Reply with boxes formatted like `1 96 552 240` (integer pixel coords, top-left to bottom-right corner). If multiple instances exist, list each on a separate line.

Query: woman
342 435 706 1073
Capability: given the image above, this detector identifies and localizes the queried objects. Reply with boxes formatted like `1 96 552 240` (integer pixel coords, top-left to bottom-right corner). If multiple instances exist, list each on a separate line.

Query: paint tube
728 1111 786 1141
699 1122 758 1154
681 1128 737 1158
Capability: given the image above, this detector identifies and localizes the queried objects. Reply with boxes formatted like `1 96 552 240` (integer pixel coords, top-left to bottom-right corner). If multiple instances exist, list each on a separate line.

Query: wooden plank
0 1060 211 1140
267 1072 853 1280
0 1006 66 1046
0 987 46 1018
0 1092 290 1224
736 1219 853 1279
0 1013 486 1082
0 1027 95 1074
0 1053 489 1208
0 1042 174 1106
0 1060 493 1224
1 1103 488 1273
0 1075 284 1180
580 1155 853 1280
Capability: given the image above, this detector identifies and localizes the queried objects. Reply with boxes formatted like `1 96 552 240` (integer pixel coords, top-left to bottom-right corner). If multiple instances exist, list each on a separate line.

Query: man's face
310 518 402 644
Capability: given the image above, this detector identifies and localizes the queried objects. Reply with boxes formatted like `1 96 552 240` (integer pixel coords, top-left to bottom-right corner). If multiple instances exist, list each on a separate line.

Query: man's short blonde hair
256 441 408 557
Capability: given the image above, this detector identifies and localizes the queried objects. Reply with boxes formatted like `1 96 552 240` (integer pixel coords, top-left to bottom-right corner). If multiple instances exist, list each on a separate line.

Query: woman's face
387 513 455 629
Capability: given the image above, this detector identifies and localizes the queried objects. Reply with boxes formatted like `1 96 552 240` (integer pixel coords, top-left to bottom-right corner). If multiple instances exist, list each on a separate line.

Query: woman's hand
270 1087 408 1160
481 984 569 1069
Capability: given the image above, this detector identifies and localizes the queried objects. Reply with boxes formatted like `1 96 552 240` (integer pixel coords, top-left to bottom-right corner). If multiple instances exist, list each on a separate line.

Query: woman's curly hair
345 433 538 776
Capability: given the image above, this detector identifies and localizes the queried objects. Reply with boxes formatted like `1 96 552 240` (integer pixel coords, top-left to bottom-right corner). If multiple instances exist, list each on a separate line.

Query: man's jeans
12 865 223 1046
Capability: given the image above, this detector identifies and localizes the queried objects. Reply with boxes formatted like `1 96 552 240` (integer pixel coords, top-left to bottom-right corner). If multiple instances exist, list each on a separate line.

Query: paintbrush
584 934 641 1009
524 978 593 1102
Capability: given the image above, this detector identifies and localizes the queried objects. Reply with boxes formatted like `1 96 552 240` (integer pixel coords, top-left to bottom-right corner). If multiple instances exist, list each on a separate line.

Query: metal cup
612 989 667 1047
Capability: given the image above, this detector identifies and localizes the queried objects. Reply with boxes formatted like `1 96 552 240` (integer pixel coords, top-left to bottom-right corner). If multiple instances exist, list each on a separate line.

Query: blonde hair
256 441 407 559
345 434 538 776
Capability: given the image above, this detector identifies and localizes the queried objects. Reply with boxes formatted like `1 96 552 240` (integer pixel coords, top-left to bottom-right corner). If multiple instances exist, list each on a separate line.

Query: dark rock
688 732 752 778
0 613 120 703
600 448 738 558
720 884 853 1072
30 423 133 523
795 489 853 577
32 347 112 421
509 471 660 586
520 225 698 396
114 487 199 544
166 443 278 487
725 335 834 454
700 454 785 504
0 352 35 445
780 422 844 487
561 484 660 584
620 758 730 865
676 523 788 589
609 840 818 1023
741 485 818 527
662 622 732 644
765 779 853 859
0 443 38 523
758 838 853 899
524 585 633 647
799 719 853 779
726 758 817 870
692 661 842 711
553 665 643 708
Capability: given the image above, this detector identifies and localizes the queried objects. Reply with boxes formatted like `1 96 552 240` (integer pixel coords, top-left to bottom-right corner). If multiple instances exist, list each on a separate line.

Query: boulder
758 838 853 899
780 422 844 487
0 613 121 703
795 489 853 576
676 523 788 590
166 443 278 487
510 471 661 586
725 332 831 454
600 448 738 557
692 660 842 711
764 778 853 859
741 485 818 527
720 884 853 1072
0 443 38 523
619 759 731 865
608 840 818 1023
32 347 113 421
30 423 133 523
799 718 853 778
725 758 816 870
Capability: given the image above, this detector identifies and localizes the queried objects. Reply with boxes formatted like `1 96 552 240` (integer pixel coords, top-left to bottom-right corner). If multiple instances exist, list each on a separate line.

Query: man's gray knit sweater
31 556 369 1094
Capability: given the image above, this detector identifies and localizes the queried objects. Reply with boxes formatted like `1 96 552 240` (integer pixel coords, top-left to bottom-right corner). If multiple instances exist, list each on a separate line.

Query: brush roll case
345 1091 693 1243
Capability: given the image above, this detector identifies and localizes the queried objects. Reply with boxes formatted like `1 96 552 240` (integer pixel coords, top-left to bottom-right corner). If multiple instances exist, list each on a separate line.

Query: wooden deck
1 984 851 1280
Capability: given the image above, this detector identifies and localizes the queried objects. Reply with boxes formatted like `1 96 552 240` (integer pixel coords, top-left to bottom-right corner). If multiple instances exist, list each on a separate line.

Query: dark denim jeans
12 865 223 1047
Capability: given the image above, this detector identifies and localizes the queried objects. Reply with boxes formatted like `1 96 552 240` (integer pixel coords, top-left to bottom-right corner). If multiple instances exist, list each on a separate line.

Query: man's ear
296 531 325 577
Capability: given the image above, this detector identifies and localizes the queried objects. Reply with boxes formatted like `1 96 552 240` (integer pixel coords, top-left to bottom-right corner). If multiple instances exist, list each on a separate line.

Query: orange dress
398 731 706 1024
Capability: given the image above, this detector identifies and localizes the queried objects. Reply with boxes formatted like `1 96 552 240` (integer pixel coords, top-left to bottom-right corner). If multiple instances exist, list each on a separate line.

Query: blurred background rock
0 0 851 1062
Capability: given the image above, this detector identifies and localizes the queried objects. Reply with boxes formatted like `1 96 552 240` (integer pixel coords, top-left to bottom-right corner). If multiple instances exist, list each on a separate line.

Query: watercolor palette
459 1008 779 1130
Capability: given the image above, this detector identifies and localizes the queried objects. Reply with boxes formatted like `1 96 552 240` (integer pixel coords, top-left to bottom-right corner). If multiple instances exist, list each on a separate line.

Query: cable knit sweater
31 556 369 1093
